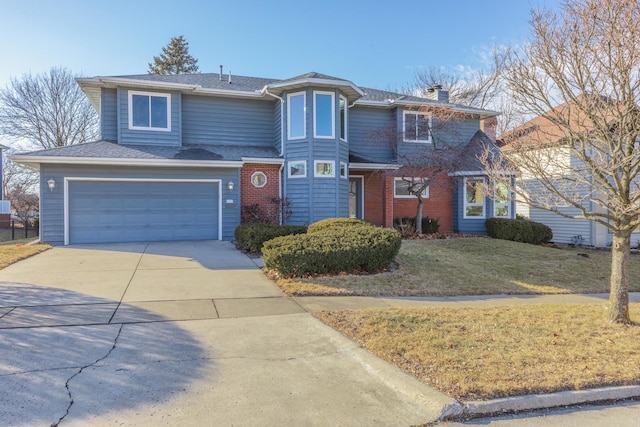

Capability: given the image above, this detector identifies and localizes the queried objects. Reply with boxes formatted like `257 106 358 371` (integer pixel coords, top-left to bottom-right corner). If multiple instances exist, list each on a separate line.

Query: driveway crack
51 324 124 427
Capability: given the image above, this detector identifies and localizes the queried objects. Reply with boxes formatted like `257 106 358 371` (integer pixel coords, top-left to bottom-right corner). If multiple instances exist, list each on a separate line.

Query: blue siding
182 95 276 147
349 106 395 162
454 176 517 235
118 87 181 146
40 164 240 245
101 88 118 142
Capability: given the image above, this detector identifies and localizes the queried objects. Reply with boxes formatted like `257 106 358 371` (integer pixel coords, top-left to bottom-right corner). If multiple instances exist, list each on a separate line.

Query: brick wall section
392 174 453 233
240 164 281 223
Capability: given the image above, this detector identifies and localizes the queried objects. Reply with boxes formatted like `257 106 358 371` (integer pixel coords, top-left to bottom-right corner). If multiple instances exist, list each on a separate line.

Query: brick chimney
481 116 498 142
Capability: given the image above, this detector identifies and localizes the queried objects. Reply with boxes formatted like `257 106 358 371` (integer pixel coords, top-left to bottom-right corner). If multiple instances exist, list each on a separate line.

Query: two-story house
12 71 510 245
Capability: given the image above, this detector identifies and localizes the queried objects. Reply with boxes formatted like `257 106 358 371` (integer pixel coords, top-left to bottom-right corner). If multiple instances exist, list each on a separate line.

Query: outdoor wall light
47 178 56 191
227 180 235 192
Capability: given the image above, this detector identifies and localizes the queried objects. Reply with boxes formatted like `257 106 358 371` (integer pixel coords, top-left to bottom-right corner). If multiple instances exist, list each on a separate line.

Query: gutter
262 87 288 225
9 155 244 169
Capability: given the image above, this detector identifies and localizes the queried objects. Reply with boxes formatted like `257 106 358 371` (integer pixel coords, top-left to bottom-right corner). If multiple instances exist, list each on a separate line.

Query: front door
349 177 364 219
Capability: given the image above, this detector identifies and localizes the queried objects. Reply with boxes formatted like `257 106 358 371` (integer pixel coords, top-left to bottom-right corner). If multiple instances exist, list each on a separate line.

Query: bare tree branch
0 67 99 149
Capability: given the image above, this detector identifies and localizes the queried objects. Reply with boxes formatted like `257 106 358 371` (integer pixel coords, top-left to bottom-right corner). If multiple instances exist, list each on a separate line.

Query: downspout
264 88 286 224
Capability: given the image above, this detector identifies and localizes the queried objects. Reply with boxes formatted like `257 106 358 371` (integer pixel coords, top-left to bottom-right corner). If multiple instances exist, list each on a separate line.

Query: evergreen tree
148 35 199 75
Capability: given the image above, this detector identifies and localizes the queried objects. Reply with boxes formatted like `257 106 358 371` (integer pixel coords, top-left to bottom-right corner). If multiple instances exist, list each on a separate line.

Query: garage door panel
68 181 219 244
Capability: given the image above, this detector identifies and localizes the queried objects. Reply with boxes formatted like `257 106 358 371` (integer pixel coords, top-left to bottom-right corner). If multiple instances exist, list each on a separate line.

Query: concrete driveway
0 241 451 426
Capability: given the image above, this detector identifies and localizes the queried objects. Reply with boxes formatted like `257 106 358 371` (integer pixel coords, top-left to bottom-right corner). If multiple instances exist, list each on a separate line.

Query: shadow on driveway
0 284 210 426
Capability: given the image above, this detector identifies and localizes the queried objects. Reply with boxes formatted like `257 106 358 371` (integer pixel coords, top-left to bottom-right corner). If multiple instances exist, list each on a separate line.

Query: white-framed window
287 92 306 140
288 160 307 178
314 91 335 139
339 95 347 141
403 111 431 142
394 178 429 198
251 171 267 188
314 160 335 177
464 177 485 218
340 161 348 179
128 91 171 131
493 181 510 218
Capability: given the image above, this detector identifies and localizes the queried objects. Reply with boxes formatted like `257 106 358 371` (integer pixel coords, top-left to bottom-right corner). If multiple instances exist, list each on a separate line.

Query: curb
437 385 640 422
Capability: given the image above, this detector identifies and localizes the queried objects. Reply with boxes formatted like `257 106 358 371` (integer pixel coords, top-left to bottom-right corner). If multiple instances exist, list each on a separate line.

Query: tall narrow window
287 92 306 139
128 91 170 131
403 111 431 142
339 95 347 141
493 181 510 218
464 177 485 218
314 91 335 138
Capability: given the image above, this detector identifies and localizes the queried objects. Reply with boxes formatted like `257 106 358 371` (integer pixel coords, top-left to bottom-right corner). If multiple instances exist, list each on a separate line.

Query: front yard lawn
0 242 50 269
276 238 640 296
316 303 640 400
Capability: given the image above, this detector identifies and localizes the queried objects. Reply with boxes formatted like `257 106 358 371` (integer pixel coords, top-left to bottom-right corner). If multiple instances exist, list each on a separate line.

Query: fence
0 221 39 242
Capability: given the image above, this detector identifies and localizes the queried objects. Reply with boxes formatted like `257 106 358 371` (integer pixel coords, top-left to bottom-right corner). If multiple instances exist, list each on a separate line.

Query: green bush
393 216 440 235
262 225 401 277
485 218 553 245
234 223 307 252
307 217 371 234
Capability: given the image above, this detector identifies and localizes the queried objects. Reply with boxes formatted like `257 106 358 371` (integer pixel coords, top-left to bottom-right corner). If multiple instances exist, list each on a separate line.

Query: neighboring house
500 101 635 247
12 71 508 245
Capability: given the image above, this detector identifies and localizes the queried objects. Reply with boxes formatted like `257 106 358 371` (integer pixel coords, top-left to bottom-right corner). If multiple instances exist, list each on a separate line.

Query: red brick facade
240 163 282 224
240 164 454 232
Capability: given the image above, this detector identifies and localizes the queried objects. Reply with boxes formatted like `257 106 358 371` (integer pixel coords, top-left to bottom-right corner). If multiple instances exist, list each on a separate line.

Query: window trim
250 171 268 188
287 92 306 140
340 161 348 179
493 181 511 218
314 160 335 178
393 177 429 198
463 177 486 219
339 94 347 142
128 91 171 132
287 160 307 178
402 111 431 143
313 91 335 139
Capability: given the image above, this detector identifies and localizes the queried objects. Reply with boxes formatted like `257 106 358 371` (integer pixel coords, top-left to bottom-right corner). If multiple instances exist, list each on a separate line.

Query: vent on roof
219 65 223 81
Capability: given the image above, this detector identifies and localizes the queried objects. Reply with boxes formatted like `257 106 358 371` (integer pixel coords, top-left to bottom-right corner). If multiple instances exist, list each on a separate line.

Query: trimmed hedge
393 216 440 235
485 218 553 245
307 217 371 234
234 223 307 252
262 225 402 277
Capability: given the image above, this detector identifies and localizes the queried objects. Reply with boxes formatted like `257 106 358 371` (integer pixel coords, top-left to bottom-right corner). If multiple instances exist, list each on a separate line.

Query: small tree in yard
7 185 38 227
483 0 640 323
148 35 200 75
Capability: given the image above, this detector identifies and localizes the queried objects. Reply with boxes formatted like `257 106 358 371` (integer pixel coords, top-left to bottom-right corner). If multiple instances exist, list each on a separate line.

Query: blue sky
0 0 557 91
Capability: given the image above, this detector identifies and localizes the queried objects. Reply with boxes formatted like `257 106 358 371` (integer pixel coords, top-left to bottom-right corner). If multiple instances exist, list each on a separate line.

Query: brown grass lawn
316 303 640 400
277 238 640 296
0 243 50 270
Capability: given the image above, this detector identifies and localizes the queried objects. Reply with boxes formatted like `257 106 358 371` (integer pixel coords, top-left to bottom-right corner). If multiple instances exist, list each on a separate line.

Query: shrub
234 223 307 252
393 216 440 235
485 218 553 245
307 217 371 234
262 225 401 277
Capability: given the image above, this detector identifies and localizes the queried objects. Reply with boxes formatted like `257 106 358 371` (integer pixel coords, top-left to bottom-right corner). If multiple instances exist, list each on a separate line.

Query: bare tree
410 51 526 136
6 185 38 227
483 0 640 324
0 67 99 149
3 154 38 199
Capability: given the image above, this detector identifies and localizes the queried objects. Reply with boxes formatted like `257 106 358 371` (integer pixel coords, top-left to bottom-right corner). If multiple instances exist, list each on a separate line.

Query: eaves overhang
349 162 400 170
354 98 501 118
262 78 365 103
9 154 244 170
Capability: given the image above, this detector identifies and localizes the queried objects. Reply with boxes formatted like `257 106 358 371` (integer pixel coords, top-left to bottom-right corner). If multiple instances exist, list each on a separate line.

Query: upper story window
394 178 429 198
339 95 347 141
464 177 485 218
403 111 431 143
314 91 335 139
128 91 171 131
287 92 306 140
